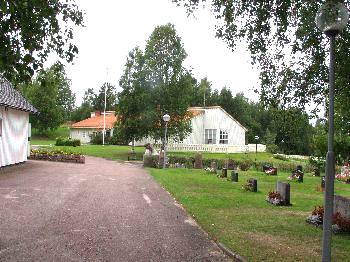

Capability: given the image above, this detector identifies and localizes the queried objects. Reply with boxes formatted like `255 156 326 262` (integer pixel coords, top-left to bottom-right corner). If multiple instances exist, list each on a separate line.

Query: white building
138 106 265 153
184 106 246 145
70 111 117 143
0 78 38 167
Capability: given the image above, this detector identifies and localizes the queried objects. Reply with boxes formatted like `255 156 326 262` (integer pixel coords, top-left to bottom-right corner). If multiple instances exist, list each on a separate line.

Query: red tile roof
71 112 117 129
188 107 205 117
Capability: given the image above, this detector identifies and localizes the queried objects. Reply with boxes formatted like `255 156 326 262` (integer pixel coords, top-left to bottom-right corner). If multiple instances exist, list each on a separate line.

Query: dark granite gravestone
221 168 228 178
276 181 290 205
248 178 257 192
314 168 320 177
231 171 238 182
298 171 304 183
321 176 325 189
194 154 203 169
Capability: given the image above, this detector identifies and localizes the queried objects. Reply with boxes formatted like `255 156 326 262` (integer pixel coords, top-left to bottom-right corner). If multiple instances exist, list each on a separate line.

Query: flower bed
306 205 350 234
29 149 85 164
266 190 284 205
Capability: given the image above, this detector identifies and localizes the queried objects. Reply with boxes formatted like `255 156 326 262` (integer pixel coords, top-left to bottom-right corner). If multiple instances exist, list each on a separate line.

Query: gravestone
248 178 257 192
321 176 325 189
333 195 350 221
296 165 303 172
194 154 203 169
211 161 217 173
227 159 235 170
298 171 304 183
231 171 238 182
221 168 227 178
314 168 320 177
276 181 290 205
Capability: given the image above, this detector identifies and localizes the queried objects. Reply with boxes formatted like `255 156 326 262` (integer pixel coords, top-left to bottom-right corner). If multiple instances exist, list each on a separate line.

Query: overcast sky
46 0 260 105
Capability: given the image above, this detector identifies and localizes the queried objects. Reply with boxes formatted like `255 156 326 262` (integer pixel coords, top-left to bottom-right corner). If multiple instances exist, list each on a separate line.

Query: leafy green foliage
89 131 111 145
116 23 193 143
55 137 80 147
0 0 84 83
21 62 75 134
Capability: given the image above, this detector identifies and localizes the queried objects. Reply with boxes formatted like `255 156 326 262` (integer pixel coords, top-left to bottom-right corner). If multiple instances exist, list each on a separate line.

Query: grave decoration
335 165 350 183
306 204 350 234
242 178 257 192
263 165 277 176
288 165 304 182
205 161 217 174
266 181 290 206
220 168 228 178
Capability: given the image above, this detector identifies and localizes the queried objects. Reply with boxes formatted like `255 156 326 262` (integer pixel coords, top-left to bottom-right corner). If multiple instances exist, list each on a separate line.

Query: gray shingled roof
0 78 38 114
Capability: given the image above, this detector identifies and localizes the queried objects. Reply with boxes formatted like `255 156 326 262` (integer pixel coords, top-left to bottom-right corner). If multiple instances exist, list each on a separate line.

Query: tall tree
172 1 350 119
117 23 193 143
0 0 84 83
116 47 152 143
51 63 76 122
94 82 117 111
22 64 73 133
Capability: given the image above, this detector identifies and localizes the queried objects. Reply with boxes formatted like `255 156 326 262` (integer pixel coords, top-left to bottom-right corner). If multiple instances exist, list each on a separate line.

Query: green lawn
148 168 350 261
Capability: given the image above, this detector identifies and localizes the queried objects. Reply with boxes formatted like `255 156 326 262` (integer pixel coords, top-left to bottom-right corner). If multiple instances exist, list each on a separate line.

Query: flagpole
103 68 108 146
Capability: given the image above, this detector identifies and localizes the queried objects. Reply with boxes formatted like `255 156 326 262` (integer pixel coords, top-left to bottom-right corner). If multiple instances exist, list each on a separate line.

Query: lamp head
255 135 259 140
315 2 349 37
163 114 170 122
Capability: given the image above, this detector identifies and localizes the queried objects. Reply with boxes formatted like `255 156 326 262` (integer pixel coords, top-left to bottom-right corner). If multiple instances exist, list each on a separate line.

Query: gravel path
0 157 231 261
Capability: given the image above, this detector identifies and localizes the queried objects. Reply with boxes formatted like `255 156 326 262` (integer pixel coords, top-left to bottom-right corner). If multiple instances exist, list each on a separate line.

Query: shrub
89 132 111 145
56 137 81 147
143 155 158 168
273 154 288 161
239 160 253 171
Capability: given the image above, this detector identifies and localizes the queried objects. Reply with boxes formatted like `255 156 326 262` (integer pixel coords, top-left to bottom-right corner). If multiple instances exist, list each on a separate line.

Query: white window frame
219 130 228 144
205 129 217 144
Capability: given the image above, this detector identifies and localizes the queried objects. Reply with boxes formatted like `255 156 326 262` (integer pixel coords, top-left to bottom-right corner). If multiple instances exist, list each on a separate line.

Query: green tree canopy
172 0 350 118
22 62 75 133
0 0 84 83
116 23 193 143
94 82 117 112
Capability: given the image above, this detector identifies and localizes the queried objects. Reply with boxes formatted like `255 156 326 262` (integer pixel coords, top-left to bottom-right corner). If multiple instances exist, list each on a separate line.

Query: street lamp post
315 3 349 261
254 135 259 162
163 114 170 168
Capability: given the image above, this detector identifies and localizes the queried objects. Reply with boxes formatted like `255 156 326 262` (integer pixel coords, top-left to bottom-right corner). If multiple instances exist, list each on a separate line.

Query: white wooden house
184 106 246 145
70 111 117 143
136 106 265 153
0 78 38 167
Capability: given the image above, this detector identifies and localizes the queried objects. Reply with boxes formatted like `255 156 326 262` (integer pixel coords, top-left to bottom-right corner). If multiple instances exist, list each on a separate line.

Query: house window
82 131 86 138
0 118 2 137
219 130 228 144
205 129 216 144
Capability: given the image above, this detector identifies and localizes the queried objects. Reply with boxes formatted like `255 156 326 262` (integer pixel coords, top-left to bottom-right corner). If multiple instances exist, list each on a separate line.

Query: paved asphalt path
0 156 231 261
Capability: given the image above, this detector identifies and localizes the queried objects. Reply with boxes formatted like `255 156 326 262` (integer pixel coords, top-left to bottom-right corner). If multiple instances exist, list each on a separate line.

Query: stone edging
28 154 85 164
216 242 248 262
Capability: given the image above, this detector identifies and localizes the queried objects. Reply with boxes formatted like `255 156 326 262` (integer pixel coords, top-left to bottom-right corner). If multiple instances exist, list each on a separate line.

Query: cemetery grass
149 168 350 261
